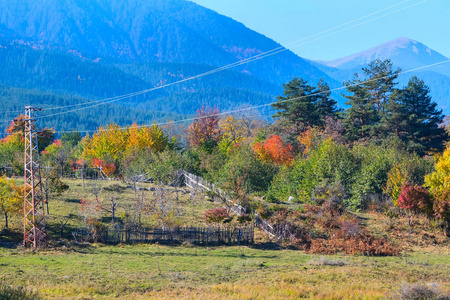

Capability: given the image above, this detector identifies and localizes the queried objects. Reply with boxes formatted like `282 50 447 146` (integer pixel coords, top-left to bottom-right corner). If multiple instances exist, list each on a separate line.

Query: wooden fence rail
181 171 278 239
73 226 254 245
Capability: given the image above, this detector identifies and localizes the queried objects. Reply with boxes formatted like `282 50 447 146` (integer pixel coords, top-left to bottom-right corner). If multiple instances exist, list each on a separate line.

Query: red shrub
204 207 227 223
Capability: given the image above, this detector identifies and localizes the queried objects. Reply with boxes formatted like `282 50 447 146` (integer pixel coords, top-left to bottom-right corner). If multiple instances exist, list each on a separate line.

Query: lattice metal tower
23 106 47 248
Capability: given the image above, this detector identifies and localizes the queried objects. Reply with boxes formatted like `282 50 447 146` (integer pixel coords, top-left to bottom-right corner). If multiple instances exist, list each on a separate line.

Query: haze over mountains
313 37 450 113
0 0 448 133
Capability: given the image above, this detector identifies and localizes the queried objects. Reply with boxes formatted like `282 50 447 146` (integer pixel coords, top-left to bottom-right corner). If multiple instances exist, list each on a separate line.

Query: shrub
389 282 449 300
309 228 399 256
204 208 227 223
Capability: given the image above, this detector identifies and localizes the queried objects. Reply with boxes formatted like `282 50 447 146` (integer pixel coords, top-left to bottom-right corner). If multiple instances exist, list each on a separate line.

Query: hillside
0 0 344 131
0 0 336 86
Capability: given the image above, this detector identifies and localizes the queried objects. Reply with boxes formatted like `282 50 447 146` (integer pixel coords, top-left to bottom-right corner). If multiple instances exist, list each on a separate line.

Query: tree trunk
82 168 85 189
4 212 8 228
46 190 50 215
445 220 450 238
111 197 115 223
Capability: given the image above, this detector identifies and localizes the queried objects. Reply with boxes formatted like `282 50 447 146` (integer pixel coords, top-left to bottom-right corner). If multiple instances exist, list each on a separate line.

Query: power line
34 0 428 120
55 59 450 135
0 0 412 115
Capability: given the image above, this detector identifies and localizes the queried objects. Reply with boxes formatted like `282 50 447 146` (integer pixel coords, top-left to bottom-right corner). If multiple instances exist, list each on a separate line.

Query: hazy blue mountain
313 37 450 115
0 0 336 87
320 37 449 76
0 0 346 132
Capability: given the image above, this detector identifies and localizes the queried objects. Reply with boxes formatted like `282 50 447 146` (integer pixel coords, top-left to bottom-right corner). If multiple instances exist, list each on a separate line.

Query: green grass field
0 179 449 299
0 244 448 299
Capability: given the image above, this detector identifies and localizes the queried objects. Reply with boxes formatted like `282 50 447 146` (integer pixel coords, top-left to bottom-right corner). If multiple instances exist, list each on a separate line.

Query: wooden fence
73 225 254 245
181 171 278 239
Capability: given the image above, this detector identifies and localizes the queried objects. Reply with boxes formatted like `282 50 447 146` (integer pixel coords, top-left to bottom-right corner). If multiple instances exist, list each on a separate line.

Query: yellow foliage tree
425 145 450 235
83 124 129 163
82 123 169 170
425 145 450 194
384 165 408 206
0 176 23 228
127 123 168 153
219 116 246 153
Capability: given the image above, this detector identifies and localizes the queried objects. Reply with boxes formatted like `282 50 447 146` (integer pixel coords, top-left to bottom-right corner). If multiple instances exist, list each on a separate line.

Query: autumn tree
253 135 295 165
218 115 246 153
187 106 221 152
397 182 433 227
82 123 169 173
0 176 23 228
297 126 324 157
384 165 408 206
425 145 450 235
4 115 55 151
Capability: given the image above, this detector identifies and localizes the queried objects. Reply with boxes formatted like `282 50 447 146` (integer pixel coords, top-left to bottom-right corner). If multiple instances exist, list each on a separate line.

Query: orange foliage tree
3 114 55 151
253 135 295 165
297 126 324 157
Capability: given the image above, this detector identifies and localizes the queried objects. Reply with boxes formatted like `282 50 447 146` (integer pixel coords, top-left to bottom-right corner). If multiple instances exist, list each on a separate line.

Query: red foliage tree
398 182 433 227
253 135 295 165
187 106 221 150
92 158 116 177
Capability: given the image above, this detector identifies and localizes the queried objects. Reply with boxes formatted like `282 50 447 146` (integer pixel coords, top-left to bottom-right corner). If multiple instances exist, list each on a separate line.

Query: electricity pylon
23 106 47 249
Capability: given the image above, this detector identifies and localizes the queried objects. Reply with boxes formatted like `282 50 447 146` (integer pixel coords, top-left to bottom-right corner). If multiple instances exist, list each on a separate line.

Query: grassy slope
0 179 449 299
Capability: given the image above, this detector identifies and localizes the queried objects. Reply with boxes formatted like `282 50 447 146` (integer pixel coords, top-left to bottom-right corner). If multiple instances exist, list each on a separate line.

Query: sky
190 0 450 61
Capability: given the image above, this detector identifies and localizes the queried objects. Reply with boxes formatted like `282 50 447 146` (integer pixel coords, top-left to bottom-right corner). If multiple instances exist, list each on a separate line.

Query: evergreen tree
343 75 379 142
271 77 338 145
343 59 401 142
362 59 401 112
315 79 339 122
272 77 319 129
379 89 408 139
400 76 448 154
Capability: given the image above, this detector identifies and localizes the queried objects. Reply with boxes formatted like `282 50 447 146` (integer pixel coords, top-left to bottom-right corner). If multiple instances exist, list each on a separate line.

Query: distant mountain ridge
0 0 343 132
0 0 336 86
313 37 450 114
321 37 449 75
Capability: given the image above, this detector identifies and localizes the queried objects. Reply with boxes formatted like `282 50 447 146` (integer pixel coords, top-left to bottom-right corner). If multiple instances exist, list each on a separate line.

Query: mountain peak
323 37 447 70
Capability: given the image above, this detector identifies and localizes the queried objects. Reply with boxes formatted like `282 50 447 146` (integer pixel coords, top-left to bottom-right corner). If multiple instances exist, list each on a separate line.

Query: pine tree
315 79 339 123
379 89 408 138
271 77 338 146
343 75 379 142
400 76 448 154
362 59 401 112
343 59 401 142
272 77 319 129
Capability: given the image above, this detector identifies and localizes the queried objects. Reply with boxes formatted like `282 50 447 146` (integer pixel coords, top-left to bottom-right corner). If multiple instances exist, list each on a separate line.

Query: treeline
0 39 280 132
1 59 449 237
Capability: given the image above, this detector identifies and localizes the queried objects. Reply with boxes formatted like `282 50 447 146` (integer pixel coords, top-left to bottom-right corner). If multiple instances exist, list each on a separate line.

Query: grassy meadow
0 178 449 299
